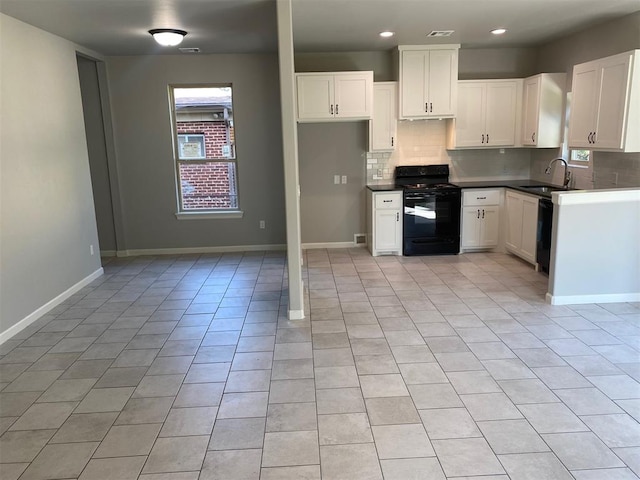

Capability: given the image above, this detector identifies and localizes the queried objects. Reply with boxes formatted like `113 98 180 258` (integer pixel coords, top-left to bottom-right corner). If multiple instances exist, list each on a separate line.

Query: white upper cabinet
369 82 398 152
521 73 566 148
398 45 459 119
447 79 522 149
296 71 374 122
568 50 640 152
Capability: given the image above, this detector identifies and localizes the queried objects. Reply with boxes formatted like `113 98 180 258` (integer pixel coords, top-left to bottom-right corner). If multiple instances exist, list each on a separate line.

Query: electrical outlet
334 175 340 184
259 220 266 229
341 175 347 184
90 245 94 256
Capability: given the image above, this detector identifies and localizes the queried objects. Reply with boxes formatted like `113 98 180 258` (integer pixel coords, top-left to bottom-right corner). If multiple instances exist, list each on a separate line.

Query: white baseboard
116 244 287 257
100 250 117 257
546 291 640 305
0 267 104 345
288 309 305 320
302 242 366 250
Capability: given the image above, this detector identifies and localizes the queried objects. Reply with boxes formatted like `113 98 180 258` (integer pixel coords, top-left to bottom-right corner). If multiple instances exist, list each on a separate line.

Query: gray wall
296 51 394 81
105 54 286 250
298 122 367 244
536 11 640 86
0 14 102 334
77 55 117 253
458 47 538 79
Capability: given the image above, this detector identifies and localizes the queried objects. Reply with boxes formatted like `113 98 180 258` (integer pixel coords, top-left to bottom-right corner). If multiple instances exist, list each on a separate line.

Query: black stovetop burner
402 182 459 190
394 164 458 191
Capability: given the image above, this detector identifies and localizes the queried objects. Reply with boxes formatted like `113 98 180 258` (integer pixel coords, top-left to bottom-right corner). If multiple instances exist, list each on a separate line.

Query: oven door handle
405 195 431 200
405 191 458 200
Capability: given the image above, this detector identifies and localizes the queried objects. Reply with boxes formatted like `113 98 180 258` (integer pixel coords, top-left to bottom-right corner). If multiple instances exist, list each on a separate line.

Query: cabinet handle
482 209 485 219
330 104 334 115
481 134 485 144
486 134 489 144
592 131 596 144
430 102 433 113
336 104 339 115
477 209 480 219
396 212 399 221
383 200 392 203
477 197 486 200
391 137 394 147
532 132 536 143
425 102 428 112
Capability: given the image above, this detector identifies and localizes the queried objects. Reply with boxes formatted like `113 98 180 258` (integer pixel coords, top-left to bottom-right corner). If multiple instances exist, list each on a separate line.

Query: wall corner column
276 0 305 320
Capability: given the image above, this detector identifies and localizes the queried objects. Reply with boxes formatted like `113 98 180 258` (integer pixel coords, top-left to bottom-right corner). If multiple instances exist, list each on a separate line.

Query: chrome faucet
545 157 571 188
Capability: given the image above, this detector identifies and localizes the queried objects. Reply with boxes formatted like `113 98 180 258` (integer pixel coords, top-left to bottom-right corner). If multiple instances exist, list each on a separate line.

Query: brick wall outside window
176 120 237 209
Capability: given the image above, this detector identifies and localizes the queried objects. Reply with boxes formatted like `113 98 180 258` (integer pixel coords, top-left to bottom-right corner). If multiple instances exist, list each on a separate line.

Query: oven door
403 190 461 255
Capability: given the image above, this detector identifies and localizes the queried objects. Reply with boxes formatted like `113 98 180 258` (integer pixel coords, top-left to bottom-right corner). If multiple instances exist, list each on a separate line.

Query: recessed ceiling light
379 31 394 38
491 28 507 35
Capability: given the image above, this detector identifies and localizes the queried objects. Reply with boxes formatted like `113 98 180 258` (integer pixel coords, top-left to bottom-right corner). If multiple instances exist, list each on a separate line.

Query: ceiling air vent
179 47 201 53
426 30 454 37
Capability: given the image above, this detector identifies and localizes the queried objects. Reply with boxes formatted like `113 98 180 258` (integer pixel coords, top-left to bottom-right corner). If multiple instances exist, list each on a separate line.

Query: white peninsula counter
547 188 640 305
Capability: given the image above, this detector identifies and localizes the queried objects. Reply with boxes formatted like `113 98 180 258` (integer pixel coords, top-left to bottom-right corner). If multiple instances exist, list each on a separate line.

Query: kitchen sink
520 185 568 193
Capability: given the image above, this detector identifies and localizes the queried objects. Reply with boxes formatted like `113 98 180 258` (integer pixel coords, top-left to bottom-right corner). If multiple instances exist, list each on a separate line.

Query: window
569 148 590 167
170 85 239 213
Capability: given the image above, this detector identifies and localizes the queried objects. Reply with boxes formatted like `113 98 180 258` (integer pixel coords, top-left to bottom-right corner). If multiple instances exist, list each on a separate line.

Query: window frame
168 83 242 218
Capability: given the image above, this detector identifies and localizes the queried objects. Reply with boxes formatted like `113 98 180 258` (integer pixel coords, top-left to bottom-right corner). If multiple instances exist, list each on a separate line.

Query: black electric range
394 165 461 256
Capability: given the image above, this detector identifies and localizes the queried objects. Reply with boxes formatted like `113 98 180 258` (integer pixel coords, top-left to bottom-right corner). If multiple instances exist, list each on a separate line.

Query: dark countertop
367 184 401 192
367 180 572 198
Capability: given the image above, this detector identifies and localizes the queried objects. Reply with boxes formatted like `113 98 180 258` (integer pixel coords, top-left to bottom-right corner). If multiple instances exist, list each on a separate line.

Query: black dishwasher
537 198 553 274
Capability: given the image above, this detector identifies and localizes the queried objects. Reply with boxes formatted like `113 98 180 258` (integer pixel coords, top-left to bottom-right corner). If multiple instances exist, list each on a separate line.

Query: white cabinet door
334 72 374 119
568 62 598 148
521 73 565 148
448 80 520 149
455 83 486 147
375 210 401 252
428 48 457 117
370 82 398 151
399 46 459 119
369 191 402 256
521 76 541 146
520 197 539 264
479 206 500 247
505 190 538 265
296 75 334 120
486 82 518 146
568 50 639 152
461 207 482 248
505 191 524 252
401 50 428 118
593 53 632 149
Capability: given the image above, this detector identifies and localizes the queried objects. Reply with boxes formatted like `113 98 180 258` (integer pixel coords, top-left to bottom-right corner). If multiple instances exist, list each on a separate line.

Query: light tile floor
1 249 640 479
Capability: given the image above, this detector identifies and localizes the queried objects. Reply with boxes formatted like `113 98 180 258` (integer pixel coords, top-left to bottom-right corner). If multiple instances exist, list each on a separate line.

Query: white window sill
175 210 244 220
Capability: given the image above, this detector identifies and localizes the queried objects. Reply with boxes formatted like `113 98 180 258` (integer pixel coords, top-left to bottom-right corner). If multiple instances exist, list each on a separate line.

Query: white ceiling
0 0 638 56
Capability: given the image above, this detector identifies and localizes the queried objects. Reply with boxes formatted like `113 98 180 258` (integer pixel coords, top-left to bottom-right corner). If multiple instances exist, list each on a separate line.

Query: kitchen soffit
0 0 638 55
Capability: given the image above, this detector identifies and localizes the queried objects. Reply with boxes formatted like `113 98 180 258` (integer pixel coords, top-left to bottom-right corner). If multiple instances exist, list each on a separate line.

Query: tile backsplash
530 150 640 190
366 120 531 184
366 120 640 190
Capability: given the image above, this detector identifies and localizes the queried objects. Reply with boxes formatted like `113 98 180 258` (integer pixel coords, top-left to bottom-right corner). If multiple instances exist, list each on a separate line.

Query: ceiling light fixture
491 28 507 35
149 28 187 46
379 31 394 38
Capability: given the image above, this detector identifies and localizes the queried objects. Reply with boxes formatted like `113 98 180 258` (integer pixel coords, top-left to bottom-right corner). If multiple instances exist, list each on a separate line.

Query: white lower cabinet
505 190 538 265
367 190 402 256
461 189 500 251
